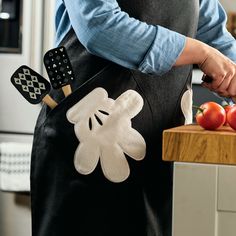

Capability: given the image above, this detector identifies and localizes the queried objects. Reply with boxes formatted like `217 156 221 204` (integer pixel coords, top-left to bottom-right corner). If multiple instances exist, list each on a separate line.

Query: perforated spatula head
43 46 74 90
11 65 51 104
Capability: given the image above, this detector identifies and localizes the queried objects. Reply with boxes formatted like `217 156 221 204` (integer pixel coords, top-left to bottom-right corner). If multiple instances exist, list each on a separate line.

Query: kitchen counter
162 124 236 236
163 124 236 165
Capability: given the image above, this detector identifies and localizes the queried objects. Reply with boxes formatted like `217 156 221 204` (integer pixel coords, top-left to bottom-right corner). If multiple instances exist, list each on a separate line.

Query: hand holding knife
202 74 236 103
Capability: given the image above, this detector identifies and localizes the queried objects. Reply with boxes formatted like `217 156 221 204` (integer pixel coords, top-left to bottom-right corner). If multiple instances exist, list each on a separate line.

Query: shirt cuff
138 25 186 76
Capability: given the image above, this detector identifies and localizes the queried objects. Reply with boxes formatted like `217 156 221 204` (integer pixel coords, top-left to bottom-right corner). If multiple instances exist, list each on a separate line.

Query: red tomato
223 104 235 125
195 102 226 130
227 106 236 130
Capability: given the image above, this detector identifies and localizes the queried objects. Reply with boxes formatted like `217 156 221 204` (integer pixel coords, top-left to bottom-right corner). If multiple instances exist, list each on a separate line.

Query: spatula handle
42 94 58 109
62 84 72 97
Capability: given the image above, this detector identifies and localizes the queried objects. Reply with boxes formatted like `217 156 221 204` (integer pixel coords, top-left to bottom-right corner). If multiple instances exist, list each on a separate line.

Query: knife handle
202 75 236 103
42 94 58 109
202 74 213 83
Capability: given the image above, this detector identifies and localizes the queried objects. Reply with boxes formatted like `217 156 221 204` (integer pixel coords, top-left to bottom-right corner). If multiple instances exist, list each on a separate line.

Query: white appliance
0 0 55 139
0 0 55 235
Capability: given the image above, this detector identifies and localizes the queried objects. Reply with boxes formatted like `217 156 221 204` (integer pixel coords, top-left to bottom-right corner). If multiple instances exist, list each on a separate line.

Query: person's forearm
175 37 236 98
174 37 209 66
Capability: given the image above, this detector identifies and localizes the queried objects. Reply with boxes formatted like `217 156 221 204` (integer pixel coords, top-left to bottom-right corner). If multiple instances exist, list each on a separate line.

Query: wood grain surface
162 124 236 165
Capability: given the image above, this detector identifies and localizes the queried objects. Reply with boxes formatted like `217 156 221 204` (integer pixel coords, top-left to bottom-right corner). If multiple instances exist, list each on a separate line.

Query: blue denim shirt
55 0 236 76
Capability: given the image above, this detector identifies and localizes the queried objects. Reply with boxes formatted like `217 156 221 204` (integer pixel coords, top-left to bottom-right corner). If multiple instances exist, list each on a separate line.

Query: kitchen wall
220 0 236 11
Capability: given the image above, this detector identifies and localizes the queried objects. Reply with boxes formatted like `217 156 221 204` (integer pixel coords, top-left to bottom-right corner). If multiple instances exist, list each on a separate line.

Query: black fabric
31 1 199 235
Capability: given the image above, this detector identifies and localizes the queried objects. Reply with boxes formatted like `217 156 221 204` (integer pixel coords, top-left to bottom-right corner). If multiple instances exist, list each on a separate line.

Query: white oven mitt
181 88 193 125
66 88 146 183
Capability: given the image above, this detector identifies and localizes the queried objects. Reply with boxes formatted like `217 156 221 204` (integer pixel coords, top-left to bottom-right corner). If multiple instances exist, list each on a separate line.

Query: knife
11 65 58 109
43 46 75 97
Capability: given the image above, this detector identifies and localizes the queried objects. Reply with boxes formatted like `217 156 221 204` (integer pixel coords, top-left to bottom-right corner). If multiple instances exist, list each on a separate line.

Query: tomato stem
192 105 204 113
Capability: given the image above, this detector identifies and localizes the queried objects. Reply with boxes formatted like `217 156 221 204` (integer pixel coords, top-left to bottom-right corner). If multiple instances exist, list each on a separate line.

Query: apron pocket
31 63 152 184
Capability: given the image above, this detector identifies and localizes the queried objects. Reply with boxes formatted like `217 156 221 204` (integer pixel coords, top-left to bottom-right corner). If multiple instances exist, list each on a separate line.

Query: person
30 0 236 236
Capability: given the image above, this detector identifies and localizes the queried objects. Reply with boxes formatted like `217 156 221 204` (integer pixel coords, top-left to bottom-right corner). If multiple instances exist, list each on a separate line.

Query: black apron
30 1 199 235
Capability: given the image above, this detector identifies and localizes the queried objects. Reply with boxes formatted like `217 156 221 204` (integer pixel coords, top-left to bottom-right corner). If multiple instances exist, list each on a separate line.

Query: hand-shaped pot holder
67 87 146 183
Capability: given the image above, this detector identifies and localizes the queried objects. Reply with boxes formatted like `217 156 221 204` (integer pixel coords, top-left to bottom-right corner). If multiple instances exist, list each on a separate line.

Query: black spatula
44 46 74 97
11 65 58 109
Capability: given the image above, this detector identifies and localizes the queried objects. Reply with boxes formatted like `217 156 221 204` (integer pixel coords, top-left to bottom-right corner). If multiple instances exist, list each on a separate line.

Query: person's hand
175 37 236 98
199 46 236 98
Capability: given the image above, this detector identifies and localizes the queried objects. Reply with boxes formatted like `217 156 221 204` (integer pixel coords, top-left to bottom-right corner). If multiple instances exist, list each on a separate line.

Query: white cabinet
173 163 236 236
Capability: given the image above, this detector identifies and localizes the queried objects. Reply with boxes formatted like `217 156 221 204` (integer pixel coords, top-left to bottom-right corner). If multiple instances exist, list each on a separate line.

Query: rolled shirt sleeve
58 0 186 76
56 0 236 76
197 0 236 63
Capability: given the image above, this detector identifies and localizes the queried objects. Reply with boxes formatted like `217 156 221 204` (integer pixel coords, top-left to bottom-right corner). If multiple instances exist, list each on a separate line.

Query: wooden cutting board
162 124 236 165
